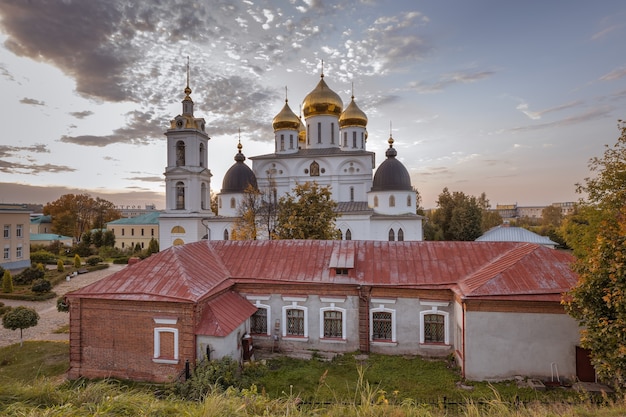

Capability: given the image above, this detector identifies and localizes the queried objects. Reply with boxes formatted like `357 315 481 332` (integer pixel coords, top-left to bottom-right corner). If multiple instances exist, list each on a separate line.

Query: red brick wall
68 297 196 382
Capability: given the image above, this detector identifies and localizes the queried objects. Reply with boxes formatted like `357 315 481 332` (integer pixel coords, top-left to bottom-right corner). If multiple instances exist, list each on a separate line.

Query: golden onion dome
272 99 301 131
339 96 368 128
298 117 306 142
302 75 343 118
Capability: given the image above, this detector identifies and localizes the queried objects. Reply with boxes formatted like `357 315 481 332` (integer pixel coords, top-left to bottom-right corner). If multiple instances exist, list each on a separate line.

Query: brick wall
69 297 195 382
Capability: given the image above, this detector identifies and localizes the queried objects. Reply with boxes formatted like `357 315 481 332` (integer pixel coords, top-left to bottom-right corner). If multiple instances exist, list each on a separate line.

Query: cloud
509 106 613 133
591 23 624 41
409 70 495 93
0 159 75 175
124 176 163 183
516 100 582 120
69 110 94 119
600 67 626 81
19 97 45 106
0 144 49 157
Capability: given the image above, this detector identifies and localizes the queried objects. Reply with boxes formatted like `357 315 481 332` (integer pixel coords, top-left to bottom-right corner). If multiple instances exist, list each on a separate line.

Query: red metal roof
68 240 577 303
196 291 258 336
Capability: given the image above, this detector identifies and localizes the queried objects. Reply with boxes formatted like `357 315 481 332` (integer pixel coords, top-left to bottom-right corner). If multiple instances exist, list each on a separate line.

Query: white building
160 71 423 250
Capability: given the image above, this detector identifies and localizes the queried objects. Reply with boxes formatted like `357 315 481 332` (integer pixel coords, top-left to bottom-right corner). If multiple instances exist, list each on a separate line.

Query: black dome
371 138 412 191
221 150 258 193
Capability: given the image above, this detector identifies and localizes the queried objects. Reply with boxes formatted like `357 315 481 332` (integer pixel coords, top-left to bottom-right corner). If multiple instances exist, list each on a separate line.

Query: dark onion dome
302 75 343 118
371 136 412 191
221 142 258 193
272 99 301 131
339 96 368 128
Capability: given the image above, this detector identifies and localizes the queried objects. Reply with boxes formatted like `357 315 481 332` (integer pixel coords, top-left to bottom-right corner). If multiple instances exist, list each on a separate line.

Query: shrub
86 256 103 266
74 254 82 268
30 250 57 264
112 257 129 264
31 279 52 294
174 357 243 401
57 296 69 313
57 259 65 272
3 270 14 293
14 265 45 285
0 302 10 317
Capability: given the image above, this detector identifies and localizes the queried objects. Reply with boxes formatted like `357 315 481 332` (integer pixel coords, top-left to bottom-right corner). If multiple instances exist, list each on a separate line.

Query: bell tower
159 59 213 250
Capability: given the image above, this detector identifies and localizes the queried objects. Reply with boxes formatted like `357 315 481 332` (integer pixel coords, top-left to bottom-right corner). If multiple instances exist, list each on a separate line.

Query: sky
0 0 625 210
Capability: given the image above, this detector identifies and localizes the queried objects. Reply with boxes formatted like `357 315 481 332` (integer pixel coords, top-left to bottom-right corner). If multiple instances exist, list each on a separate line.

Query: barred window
323 310 342 338
286 309 305 336
372 312 392 340
424 314 445 343
250 308 268 335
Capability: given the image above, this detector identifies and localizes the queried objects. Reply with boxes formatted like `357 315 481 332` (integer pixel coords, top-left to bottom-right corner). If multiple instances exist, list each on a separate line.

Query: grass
52 324 70 334
0 342 624 416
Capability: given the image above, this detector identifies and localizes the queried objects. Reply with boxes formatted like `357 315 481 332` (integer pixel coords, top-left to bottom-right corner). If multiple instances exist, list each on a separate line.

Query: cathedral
159 72 423 250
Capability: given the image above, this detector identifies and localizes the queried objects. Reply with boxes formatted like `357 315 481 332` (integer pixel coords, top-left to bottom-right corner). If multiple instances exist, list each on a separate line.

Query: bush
174 357 243 401
112 257 129 265
73 254 82 268
0 302 10 317
57 296 69 313
31 279 52 294
14 265 45 285
57 259 65 272
3 270 14 293
30 250 57 264
86 256 103 266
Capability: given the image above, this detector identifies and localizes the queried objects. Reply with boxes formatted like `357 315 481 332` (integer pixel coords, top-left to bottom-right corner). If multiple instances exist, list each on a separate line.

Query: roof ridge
459 243 539 296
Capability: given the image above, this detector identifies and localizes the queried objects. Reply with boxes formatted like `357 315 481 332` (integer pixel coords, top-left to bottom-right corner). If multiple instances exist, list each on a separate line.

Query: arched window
389 195 395 207
398 228 404 241
361 132 364 149
218 197 222 209
407 195 411 206
331 123 335 144
201 183 207 210
176 182 185 210
343 132 347 147
230 197 236 209
317 122 322 143
345 229 352 240
374 196 379 207
350 186 355 202
289 134 294 149
352 131 357 148
280 134 285 151
173 238 185 246
171 226 186 234
176 141 185 166
223 229 229 240
199 143 204 167
388 229 395 241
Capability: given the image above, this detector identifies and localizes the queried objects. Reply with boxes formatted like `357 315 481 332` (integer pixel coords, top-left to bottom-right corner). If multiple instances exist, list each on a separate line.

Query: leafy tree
92 229 104 248
232 185 263 240
43 194 120 242
210 192 218 215
148 237 159 254
430 188 483 241
478 192 503 232
14 265 45 285
274 182 341 240
102 230 116 247
565 120 626 388
2 270 13 293
541 205 563 227
2 306 39 347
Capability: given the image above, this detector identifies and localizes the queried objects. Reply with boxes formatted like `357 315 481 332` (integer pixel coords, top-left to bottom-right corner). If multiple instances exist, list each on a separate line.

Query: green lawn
0 341 69 384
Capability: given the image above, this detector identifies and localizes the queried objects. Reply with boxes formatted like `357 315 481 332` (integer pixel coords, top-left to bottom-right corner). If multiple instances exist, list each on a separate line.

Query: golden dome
302 75 343 118
339 96 368 128
298 117 306 142
272 99 301 131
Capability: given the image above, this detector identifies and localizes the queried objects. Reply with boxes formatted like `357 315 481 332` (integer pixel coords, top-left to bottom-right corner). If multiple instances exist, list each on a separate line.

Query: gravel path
0 264 125 347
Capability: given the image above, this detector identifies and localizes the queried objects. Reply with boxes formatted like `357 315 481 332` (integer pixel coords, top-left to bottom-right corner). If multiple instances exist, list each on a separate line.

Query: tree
102 230 116 247
478 192 502 232
231 185 262 240
430 188 483 241
74 254 82 268
274 182 341 240
564 120 626 388
2 270 13 293
57 259 65 272
541 205 563 228
2 306 39 346
43 194 120 242
148 237 159 254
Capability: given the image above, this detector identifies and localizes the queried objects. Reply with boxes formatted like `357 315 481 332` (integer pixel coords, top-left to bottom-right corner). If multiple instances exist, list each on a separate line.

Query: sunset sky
1 0 625 209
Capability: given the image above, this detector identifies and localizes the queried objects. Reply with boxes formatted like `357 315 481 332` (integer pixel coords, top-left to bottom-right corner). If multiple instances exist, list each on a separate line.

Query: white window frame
282 298 308 340
370 298 397 344
3 225 9 238
419 301 450 345
16 245 22 259
250 302 271 336
153 318 179 364
319 298 347 341
3 246 9 260
16 224 23 238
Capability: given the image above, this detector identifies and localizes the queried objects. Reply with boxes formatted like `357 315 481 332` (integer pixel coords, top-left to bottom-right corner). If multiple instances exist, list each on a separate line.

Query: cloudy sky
1 0 625 209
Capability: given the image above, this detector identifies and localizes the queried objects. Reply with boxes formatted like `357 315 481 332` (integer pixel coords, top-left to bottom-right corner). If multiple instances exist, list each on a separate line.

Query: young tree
478 192 503 232
74 254 82 268
565 120 626 388
57 259 65 272
102 230 116 247
431 188 483 241
2 270 13 293
148 237 159 254
231 185 262 240
274 182 341 240
541 205 563 227
2 306 39 347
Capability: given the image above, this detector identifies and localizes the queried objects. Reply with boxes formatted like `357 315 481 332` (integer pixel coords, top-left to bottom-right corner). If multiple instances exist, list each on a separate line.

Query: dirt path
0 264 125 347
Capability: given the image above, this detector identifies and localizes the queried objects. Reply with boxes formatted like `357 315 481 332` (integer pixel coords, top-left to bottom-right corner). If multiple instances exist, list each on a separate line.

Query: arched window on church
361 132 364 149
331 123 335 144
223 229 229 240
176 141 185 166
345 229 352 240
201 183 207 210
176 182 185 210
343 132 347 147
280 134 285 151
352 131 357 148
398 228 404 241
374 196 379 207
388 229 395 241
389 195 396 207
350 186 354 202
407 195 411 207
199 143 204 167
230 197 236 208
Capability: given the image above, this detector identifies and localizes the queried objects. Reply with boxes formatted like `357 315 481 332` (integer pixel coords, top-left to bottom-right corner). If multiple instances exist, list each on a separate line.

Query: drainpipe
462 300 467 379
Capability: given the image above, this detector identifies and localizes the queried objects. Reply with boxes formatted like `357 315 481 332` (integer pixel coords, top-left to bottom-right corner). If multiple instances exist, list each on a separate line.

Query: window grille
372 312 392 340
324 310 343 338
250 308 268 334
424 314 445 343
286 309 304 336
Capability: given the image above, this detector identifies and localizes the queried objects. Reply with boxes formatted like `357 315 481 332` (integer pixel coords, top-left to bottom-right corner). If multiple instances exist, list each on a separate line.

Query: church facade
159 73 423 249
